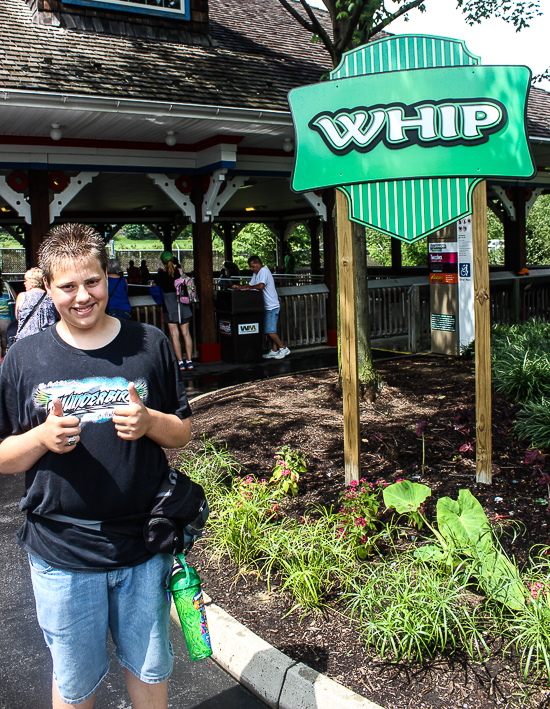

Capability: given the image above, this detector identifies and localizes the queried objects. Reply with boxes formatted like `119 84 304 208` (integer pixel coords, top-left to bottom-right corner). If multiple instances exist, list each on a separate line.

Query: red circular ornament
176 175 194 194
49 171 68 192
7 170 28 192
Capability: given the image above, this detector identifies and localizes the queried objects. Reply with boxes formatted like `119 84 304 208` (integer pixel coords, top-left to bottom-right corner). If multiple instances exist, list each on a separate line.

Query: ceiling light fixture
165 131 177 147
50 123 62 141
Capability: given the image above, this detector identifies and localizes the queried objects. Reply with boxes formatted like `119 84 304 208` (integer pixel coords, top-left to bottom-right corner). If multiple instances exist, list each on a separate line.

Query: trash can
216 290 264 364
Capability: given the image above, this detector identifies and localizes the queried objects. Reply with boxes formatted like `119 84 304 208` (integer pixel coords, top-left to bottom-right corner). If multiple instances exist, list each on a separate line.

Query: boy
0 224 192 709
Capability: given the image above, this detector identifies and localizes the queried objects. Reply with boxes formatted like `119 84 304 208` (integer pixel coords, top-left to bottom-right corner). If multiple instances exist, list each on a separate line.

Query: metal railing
277 285 329 347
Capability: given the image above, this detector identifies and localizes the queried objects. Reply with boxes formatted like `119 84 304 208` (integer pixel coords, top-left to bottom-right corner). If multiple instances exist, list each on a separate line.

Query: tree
277 0 542 400
232 224 277 270
277 1 542 68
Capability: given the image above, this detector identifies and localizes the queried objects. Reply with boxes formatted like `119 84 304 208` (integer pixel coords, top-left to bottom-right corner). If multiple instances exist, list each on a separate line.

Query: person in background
284 245 296 275
127 259 140 285
106 259 133 322
153 251 194 371
14 267 57 341
219 260 240 290
232 255 290 360
139 260 150 285
0 269 12 356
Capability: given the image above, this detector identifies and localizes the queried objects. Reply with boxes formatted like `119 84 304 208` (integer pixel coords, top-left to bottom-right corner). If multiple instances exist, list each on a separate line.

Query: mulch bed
167 355 550 709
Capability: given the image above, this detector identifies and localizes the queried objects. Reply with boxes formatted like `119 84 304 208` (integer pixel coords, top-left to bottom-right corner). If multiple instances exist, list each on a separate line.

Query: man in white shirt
232 255 290 359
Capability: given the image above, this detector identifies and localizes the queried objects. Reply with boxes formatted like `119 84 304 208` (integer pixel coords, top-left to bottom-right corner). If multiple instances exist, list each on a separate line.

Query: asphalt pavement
0 345 399 709
0 471 265 709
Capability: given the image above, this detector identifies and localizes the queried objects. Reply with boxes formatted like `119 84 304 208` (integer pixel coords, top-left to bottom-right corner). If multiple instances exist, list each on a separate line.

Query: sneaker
262 350 279 359
178 360 185 371
278 347 290 358
185 360 194 370
273 349 287 359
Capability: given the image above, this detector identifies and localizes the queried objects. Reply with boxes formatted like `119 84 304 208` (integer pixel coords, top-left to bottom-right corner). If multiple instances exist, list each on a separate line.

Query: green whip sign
288 35 536 242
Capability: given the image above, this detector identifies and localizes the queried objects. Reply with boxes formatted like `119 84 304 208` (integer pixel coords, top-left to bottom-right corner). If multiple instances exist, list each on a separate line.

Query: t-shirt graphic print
33 377 148 423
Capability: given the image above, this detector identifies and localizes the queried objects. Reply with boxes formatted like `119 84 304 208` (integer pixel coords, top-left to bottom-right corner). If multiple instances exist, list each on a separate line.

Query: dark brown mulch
168 355 550 709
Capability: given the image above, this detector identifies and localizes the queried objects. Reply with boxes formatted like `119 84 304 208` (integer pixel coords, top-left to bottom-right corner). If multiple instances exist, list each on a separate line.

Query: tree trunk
354 221 380 401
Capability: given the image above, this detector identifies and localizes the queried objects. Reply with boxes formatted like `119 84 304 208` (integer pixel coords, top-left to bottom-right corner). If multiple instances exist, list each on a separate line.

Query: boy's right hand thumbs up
39 398 82 454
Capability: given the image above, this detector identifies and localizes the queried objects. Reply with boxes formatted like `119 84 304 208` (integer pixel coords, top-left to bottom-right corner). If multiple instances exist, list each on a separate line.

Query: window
62 0 190 21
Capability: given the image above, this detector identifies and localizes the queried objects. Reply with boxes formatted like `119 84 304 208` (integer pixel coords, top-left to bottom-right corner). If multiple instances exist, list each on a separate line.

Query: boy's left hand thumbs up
112 382 151 440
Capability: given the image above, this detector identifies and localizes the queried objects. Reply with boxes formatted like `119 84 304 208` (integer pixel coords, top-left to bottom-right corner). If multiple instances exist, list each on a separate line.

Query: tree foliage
276 0 543 67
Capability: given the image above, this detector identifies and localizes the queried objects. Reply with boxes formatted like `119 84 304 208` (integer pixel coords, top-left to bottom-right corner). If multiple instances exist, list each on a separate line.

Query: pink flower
396 478 405 482
350 480 358 488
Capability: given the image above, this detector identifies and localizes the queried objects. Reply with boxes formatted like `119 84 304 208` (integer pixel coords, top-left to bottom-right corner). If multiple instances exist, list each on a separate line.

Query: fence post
408 285 420 354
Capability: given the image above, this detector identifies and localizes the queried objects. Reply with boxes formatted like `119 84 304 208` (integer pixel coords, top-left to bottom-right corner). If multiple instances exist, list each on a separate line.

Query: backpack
174 268 197 304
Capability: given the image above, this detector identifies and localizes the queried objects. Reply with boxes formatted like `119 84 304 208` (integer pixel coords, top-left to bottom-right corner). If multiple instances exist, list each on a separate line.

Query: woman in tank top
15 267 57 340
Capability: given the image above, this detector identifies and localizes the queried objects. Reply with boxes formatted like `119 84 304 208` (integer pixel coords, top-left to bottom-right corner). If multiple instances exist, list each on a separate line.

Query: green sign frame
287 35 536 242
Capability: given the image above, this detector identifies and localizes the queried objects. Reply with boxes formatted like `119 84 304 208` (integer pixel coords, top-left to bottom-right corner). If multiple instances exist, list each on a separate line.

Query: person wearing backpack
153 251 195 371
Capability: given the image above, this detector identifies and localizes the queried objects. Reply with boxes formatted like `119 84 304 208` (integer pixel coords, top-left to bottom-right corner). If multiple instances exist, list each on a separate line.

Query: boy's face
45 256 109 333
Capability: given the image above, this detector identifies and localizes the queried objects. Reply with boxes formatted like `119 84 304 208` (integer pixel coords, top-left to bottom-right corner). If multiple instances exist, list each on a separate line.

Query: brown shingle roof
0 0 331 111
0 0 548 142
528 86 550 140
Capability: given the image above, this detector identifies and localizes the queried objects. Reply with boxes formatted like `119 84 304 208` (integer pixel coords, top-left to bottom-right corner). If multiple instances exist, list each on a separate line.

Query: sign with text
288 35 536 242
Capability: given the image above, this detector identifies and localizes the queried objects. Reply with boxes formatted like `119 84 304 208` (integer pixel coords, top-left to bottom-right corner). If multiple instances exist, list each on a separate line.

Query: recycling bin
216 290 264 364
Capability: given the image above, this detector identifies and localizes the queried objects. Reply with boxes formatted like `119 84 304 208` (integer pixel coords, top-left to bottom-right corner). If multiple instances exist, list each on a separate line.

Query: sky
306 0 549 88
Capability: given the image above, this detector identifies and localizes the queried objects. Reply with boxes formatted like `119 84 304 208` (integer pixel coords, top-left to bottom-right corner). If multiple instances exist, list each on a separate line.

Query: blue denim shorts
29 552 174 705
264 307 280 334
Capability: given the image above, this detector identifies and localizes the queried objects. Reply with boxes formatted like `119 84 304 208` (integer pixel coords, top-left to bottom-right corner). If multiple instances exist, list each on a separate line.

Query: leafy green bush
347 558 490 662
515 399 550 449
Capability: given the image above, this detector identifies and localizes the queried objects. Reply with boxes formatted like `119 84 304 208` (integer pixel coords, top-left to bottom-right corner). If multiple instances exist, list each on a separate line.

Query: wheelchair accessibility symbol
459 263 471 278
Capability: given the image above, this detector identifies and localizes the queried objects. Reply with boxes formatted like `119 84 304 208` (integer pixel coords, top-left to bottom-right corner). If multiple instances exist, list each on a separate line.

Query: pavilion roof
0 0 332 111
527 86 550 141
0 0 548 142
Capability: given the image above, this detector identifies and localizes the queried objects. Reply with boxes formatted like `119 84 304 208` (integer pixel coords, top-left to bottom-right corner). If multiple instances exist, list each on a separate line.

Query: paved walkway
0 345 397 708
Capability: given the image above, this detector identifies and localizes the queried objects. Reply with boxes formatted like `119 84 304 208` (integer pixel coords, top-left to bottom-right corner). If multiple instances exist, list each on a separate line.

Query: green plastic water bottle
170 554 212 661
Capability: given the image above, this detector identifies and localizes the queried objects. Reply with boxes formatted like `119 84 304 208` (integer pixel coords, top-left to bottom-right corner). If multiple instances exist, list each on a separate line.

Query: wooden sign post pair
288 35 535 486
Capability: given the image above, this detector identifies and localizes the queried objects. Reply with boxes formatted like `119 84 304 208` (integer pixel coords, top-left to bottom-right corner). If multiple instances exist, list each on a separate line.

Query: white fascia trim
0 89 293 126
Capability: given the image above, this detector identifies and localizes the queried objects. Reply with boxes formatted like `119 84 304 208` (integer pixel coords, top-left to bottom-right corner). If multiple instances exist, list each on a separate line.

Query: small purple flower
415 419 428 437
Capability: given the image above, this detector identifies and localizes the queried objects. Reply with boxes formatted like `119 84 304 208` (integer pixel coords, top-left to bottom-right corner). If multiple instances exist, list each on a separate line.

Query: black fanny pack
38 468 209 557
143 467 209 556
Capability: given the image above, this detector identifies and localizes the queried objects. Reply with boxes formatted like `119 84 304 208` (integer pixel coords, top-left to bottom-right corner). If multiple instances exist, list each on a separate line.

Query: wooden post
308 217 321 274
472 180 492 484
336 188 360 484
223 224 233 263
28 170 50 267
192 182 220 363
390 237 402 274
322 189 338 347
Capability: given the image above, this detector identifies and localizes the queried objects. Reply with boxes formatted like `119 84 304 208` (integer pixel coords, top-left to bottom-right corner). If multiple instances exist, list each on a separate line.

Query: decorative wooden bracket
202 170 246 222
147 174 196 223
49 172 98 222
0 176 32 224
302 192 327 221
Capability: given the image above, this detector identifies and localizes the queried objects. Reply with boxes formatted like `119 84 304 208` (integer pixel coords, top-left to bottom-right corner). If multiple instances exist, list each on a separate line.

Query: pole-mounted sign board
288 35 536 242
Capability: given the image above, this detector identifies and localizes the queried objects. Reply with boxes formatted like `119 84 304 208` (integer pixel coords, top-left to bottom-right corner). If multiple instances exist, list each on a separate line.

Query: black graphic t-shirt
0 320 192 571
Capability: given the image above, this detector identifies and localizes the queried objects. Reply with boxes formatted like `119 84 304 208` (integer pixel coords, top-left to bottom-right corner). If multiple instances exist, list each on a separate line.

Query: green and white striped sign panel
331 35 481 243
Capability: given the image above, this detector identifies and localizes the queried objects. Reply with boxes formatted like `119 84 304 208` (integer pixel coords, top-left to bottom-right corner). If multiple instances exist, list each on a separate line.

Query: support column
391 237 402 274
472 181 492 485
503 186 527 272
337 189 360 484
192 183 220 363
275 221 285 269
308 218 321 274
161 224 173 254
322 189 338 346
28 170 50 267
223 224 233 263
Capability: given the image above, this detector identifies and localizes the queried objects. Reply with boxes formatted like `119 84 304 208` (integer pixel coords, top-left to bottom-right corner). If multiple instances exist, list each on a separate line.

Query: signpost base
336 189 361 485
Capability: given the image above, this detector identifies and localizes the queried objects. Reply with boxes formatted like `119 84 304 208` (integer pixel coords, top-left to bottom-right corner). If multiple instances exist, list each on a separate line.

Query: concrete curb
170 597 384 709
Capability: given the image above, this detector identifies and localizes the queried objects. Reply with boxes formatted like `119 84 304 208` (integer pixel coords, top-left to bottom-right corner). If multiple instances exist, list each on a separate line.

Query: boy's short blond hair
38 224 108 284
